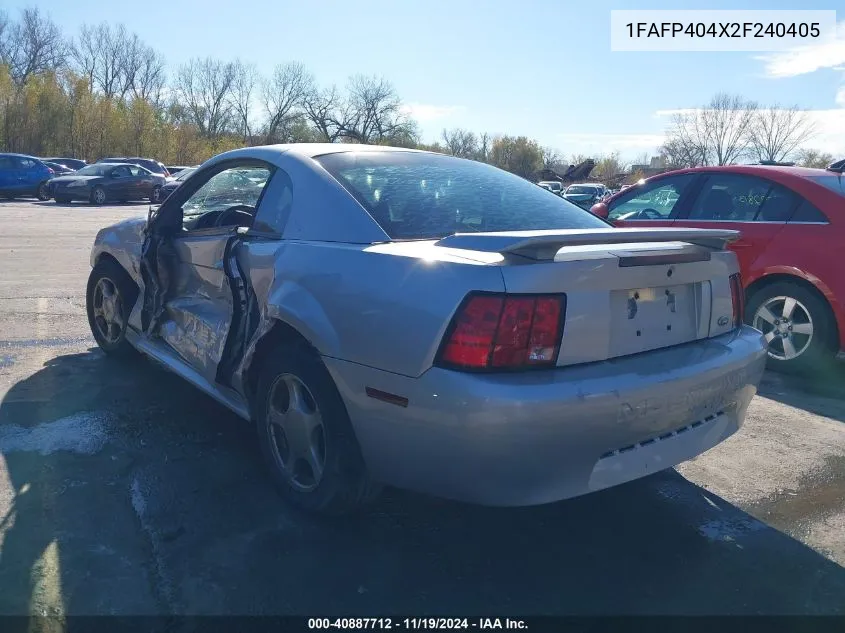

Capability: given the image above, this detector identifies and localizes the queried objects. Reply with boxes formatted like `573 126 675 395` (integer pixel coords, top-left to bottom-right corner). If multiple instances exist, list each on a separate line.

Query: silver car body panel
88 143 766 506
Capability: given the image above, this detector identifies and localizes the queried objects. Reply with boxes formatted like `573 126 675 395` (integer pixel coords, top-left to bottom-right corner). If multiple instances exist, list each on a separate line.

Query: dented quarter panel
90 216 148 286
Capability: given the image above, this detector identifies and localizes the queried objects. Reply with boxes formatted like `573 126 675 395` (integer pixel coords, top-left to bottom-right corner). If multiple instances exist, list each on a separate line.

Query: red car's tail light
437 293 566 371
729 273 743 329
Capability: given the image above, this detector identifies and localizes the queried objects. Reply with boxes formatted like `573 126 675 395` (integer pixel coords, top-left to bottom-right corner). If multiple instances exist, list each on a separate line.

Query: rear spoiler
434 228 740 260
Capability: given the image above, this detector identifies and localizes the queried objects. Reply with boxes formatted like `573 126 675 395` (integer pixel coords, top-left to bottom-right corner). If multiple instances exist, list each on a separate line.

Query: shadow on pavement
757 362 845 423
0 351 844 616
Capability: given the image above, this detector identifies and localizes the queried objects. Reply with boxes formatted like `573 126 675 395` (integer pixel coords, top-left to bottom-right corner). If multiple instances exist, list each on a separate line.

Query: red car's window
606 174 696 221
789 199 829 223
688 174 796 222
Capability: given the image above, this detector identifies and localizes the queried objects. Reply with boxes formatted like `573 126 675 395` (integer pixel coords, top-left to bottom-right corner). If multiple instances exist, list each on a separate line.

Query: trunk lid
434 228 740 366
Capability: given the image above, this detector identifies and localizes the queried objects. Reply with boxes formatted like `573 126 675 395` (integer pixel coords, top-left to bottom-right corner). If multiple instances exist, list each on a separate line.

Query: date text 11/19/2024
308 618 528 630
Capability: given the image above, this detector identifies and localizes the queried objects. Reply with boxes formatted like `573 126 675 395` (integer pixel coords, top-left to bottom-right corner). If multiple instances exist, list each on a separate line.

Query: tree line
0 8 837 173
0 7 561 175
660 92 835 169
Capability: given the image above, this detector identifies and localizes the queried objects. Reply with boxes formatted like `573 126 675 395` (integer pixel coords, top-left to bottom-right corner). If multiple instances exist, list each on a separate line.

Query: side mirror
590 202 610 219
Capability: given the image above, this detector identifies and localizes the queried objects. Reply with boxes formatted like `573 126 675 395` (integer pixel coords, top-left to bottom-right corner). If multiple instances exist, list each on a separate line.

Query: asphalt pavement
1 199 844 617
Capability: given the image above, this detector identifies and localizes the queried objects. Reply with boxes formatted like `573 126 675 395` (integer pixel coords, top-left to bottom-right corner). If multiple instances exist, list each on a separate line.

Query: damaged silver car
86 144 767 514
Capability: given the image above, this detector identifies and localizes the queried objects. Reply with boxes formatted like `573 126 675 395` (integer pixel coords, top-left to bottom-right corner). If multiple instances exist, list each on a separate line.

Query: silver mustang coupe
87 144 766 514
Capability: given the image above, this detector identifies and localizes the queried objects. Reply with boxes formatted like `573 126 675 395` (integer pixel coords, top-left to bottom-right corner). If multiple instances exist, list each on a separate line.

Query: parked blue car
0 153 53 200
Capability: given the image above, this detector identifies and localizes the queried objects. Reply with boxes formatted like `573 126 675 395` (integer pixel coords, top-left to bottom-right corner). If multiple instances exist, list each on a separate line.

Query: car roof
568 182 602 187
0 152 40 160
647 164 834 179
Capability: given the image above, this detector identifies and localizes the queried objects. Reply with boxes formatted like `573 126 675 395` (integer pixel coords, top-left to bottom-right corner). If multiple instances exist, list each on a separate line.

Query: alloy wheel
752 295 814 361
266 373 326 493
91 277 125 344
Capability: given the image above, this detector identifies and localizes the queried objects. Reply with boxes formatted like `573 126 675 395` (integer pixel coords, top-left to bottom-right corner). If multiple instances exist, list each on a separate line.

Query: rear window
809 175 844 197
315 151 608 240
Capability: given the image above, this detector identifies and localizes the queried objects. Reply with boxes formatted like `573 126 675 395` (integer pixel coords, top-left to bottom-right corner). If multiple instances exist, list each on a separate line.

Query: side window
128 166 145 177
181 165 273 228
252 169 294 234
688 174 787 222
19 158 35 168
789 199 829 224
111 166 131 178
607 174 695 221
0 156 16 169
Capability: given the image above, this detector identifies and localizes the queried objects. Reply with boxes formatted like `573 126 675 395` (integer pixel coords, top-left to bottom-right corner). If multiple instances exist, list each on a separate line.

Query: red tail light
729 273 743 329
437 293 566 370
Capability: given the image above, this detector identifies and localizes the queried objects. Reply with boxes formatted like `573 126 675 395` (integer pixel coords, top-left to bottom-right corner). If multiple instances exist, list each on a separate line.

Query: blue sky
17 0 845 160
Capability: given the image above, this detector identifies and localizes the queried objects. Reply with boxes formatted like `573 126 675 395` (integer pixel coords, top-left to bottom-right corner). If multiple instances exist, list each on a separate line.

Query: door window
0 156 16 169
127 165 146 177
687 174 795 222
181 165 273 230
607 174 695 221
789 199 829 223
110 166 132 178
19 158 37 169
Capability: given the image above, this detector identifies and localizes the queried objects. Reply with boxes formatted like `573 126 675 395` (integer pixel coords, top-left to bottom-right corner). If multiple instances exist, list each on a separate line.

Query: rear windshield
809 175 844 197
316 151 608 240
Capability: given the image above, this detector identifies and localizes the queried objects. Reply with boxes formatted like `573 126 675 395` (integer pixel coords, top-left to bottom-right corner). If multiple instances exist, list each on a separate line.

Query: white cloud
554 132 666 160
757 21 845 78
400 103 464 122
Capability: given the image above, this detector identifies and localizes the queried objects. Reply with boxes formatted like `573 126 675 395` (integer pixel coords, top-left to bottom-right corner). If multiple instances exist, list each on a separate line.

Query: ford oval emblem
717 316 730 327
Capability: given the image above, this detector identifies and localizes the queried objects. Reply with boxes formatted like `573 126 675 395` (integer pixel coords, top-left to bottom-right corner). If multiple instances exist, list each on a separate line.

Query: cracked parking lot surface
1 200 844 616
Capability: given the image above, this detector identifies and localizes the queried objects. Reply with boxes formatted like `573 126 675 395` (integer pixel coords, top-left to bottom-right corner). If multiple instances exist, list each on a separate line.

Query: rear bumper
325 326 767 506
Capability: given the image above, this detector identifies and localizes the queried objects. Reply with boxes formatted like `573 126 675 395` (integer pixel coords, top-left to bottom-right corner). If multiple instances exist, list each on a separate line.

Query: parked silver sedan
86 144 767 514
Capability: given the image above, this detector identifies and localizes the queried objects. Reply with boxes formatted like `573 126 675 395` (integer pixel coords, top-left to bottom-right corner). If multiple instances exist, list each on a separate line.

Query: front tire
746 281 837 372
255 343 380 515
86 258 138 357
90 186 107 206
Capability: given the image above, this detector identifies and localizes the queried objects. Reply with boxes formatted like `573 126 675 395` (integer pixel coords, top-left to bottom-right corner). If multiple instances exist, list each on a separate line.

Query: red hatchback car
591 163 845 371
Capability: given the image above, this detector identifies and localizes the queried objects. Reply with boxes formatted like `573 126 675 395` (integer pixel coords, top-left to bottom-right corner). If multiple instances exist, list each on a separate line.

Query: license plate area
609 283 702 357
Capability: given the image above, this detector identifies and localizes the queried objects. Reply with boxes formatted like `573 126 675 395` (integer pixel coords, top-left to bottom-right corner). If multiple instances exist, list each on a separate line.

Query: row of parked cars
538 180 614 209
0 152 196 205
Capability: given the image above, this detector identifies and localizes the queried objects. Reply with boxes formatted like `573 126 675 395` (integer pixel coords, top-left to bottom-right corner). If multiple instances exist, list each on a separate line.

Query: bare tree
176 57 236 141
302 84 344 142
541 146 563 170
129 44 166 104
660 132 706 168
72 23 128 98
661 110 710 167
748 105 816 162
1 8 67 85
701 93 758 165
796 148 835 169
442 128 477 158
229 59 257 143
341 75 413 144
261 61 309 144
477 132 490 162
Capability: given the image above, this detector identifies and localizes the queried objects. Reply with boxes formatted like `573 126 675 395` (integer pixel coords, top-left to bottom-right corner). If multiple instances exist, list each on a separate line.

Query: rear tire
90 186 106 206
36 181 50 201
746 281 837 373
254 342 380 515
86 258 138 357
